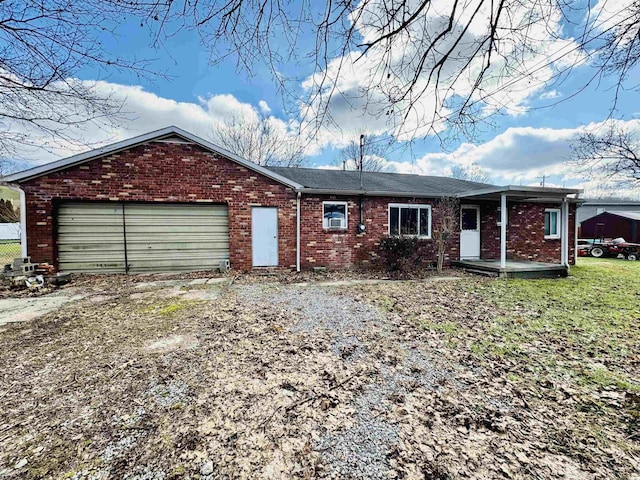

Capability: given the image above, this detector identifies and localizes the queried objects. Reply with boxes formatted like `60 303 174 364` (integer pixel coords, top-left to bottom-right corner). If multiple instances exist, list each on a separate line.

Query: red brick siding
19 141 297 271
18 140 577 271
300 195 460 269
479 201 576 264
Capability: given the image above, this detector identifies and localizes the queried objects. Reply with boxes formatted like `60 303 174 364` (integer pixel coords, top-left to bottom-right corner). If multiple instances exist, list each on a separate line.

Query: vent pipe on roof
359 134 364 191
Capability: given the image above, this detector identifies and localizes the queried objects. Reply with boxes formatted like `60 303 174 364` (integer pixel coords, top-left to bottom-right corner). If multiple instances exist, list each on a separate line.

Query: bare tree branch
571 121 640 187
142 0 640 144
335 134 394 172
450 163 491 184
210 111 306 167
0 0 161 165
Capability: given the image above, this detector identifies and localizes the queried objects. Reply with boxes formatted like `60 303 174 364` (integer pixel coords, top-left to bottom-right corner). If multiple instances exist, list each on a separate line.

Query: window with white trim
544 208 561 239
388 204 431 238
323 201 348 229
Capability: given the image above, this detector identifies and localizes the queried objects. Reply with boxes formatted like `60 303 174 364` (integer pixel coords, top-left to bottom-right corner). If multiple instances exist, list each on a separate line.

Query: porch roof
457 185 583 202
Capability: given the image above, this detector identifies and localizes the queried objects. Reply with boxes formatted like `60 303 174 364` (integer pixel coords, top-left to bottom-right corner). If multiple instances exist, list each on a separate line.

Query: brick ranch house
3 127 581 276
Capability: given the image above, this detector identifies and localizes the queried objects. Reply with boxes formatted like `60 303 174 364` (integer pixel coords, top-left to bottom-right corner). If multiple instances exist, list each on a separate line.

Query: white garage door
57 202 230 273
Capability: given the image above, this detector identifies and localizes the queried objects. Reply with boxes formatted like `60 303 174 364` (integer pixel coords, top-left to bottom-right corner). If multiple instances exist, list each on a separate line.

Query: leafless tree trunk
210 112 306 167
432 197 459 273
571 121 640 187
336 134 394 172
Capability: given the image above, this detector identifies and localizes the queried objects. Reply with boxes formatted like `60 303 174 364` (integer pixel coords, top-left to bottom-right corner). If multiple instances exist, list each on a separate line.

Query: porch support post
500 193 507 269
561 199 569 267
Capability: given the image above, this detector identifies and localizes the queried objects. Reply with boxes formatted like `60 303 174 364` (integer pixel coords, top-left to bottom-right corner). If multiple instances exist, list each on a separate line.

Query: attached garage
57 202 230 273
2 127 303 272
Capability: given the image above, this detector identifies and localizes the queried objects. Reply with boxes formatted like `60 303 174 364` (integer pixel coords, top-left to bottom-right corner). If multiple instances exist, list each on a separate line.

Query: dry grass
0 261 638 479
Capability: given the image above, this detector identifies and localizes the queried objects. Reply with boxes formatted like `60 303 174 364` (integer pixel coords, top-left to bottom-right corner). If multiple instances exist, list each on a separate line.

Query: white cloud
540 89 562 99
382 119 640 191
258 100 271 114
7 78 638 200
300 0 586 144
8 81 310 166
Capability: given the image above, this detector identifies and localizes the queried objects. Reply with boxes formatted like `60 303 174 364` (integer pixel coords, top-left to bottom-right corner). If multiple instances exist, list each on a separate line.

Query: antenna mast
359 134 364 190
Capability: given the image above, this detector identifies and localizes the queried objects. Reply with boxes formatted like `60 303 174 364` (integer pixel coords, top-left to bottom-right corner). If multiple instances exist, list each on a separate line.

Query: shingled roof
268 167 495 197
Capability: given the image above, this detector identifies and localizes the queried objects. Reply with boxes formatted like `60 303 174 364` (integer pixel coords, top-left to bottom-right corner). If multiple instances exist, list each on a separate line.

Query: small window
323 201 348 229
388 204 431 238
544 208 561 239
461 207 479 231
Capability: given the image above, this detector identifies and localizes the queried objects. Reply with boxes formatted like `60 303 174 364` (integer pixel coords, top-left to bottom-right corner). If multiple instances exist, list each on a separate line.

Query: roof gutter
296 188 454 198
458 185 584 198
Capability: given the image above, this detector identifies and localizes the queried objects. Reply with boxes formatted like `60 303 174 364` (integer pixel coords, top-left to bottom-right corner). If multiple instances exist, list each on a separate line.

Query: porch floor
452 259 568 278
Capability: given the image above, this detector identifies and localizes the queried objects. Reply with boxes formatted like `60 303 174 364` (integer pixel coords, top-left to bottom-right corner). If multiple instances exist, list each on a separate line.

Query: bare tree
432 197 459 274
140 1 640 142
450 164 491 184
0 1 156 162
211 113 306 167
336 134 393 172
571 121 640 187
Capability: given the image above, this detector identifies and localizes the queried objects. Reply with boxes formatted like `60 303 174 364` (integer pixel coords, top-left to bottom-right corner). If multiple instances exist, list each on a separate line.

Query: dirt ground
0 268 637 479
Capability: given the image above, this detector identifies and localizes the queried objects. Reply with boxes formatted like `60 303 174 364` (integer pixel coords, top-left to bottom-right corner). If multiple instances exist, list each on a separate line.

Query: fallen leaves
0 267 638 479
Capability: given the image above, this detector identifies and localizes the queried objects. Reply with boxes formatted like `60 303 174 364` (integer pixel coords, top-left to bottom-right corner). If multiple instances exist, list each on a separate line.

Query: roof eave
297 188 453 198
2 126 304 190
457 185 583 199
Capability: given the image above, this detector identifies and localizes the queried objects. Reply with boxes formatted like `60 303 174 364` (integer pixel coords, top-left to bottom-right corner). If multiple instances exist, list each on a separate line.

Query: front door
460 205 481 259
252 207 278 267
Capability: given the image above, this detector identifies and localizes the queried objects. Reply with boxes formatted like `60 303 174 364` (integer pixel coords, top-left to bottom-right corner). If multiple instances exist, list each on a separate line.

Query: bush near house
378 236 426 275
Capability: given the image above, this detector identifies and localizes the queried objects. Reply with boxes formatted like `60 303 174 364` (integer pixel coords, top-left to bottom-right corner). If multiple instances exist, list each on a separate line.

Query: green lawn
0 241 21 265
0 185 19 203
356 258 639 476
470 257 640 392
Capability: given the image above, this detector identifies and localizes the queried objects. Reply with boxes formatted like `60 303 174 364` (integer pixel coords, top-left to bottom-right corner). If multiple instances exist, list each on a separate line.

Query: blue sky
14 0 640 198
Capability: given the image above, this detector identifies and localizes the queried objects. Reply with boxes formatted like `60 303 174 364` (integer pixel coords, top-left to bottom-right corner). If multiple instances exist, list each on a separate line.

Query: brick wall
17 139 577 272
300 195 460 269
19 141 298 271
480 201 576 264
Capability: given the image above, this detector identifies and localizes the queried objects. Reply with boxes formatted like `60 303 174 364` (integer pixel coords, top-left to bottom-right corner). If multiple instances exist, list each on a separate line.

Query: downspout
296 191 301 272
500 193 507 269
5 183 27 257
562 198 570 268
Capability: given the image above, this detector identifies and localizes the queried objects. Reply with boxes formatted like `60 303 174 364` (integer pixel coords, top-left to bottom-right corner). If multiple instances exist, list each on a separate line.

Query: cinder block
13 257 31 268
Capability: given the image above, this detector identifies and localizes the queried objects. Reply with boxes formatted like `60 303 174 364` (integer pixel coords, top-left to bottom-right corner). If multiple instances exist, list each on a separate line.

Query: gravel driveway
2 272 632 479
238 284 448 479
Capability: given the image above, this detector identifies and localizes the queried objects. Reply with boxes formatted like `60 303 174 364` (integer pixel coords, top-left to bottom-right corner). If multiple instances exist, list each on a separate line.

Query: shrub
378 236 423 276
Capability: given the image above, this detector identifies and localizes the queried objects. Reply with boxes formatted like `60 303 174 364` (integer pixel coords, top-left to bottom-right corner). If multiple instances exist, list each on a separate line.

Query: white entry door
460 205 481 259
252 207 279 267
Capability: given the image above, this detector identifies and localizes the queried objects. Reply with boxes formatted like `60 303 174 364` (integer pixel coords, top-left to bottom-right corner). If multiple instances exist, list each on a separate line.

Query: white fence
0 223 20 240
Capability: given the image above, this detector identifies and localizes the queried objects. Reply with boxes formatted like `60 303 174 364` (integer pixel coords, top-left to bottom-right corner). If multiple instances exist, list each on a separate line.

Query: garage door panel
57 202 230 273
125 241 229 251
57 203 125 273
124 225 229 235
124 204 229 273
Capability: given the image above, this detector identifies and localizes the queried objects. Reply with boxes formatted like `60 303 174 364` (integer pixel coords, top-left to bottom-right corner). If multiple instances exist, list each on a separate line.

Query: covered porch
455 185 582 278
